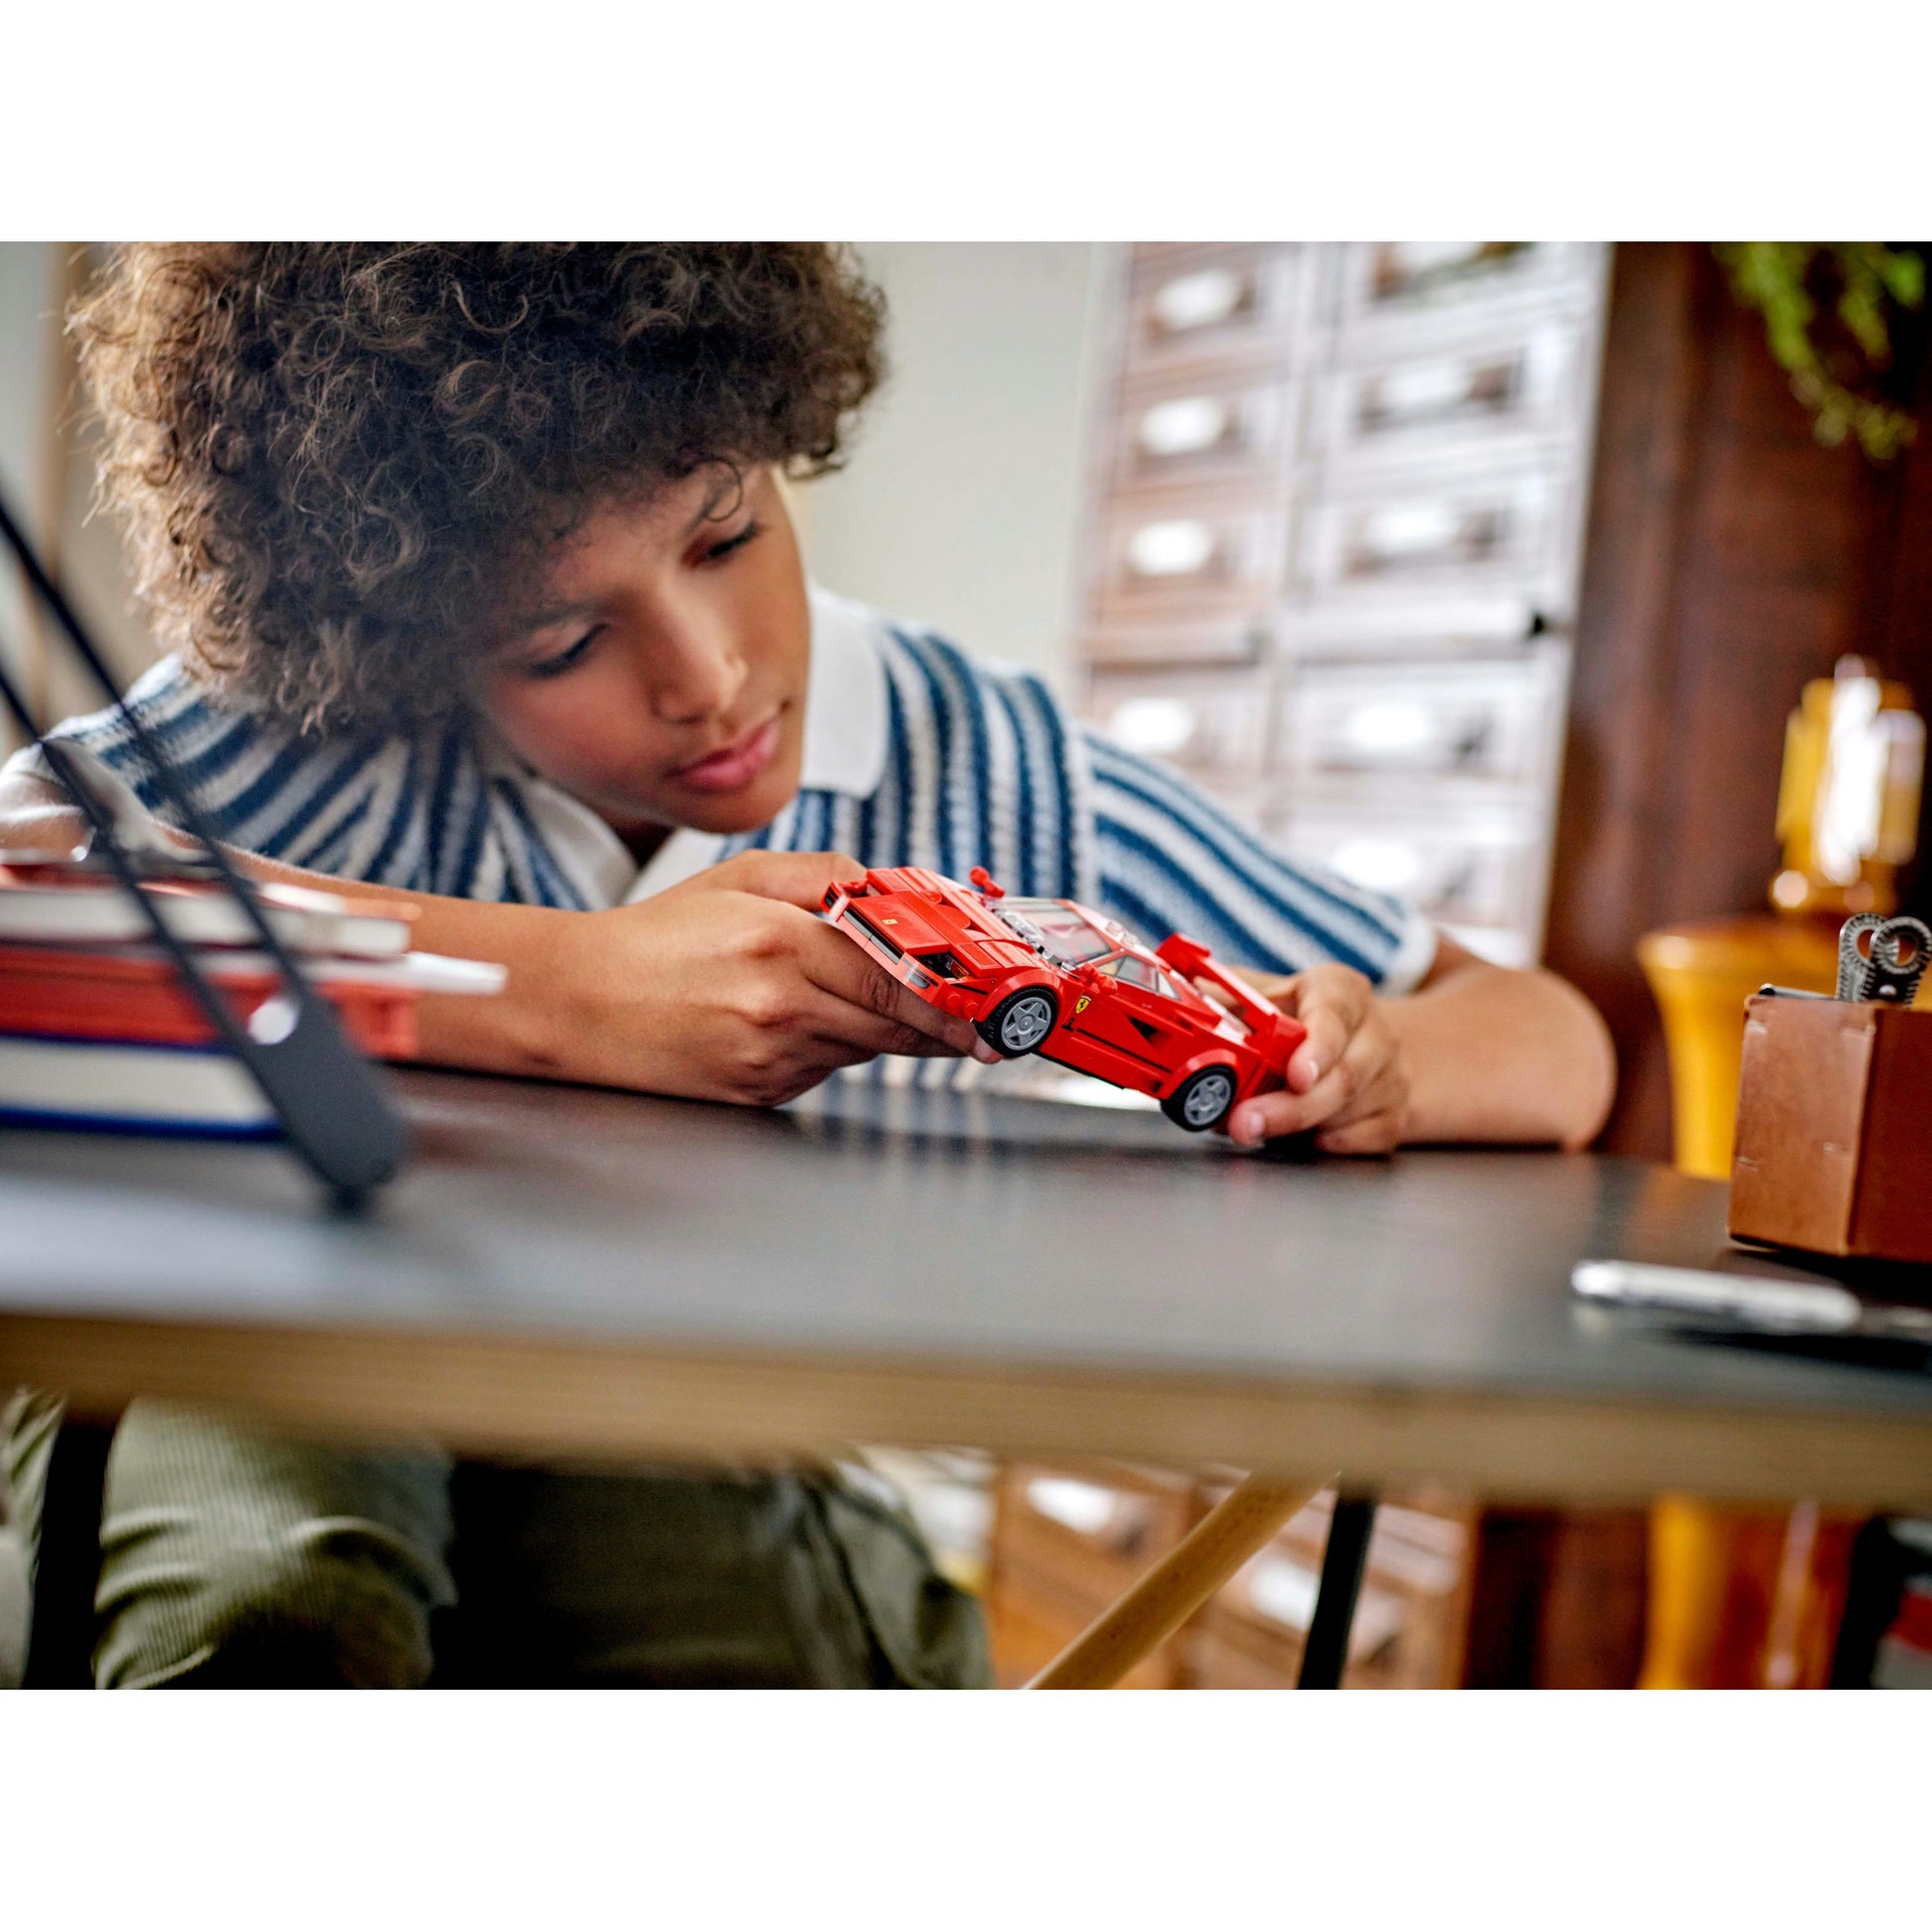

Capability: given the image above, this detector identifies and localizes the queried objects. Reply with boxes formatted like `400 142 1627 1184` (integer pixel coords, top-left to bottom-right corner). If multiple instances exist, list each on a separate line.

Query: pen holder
1729 992 1932 1264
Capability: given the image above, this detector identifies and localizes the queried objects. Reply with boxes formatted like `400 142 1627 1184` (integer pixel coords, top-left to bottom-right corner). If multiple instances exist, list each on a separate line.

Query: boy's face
481 465 811 841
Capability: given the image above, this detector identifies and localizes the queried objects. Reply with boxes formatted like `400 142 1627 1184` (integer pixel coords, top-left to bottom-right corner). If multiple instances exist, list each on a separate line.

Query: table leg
22 1412 118 1690
1028 1472 1332 1689
1297 1490 1377 1689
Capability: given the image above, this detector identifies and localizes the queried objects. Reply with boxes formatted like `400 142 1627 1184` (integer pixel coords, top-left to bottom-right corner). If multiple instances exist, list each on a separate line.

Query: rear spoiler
1156 935 1305 1052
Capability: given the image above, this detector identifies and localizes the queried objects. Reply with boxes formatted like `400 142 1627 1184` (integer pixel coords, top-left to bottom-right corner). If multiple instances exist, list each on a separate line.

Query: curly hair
72 243 887 732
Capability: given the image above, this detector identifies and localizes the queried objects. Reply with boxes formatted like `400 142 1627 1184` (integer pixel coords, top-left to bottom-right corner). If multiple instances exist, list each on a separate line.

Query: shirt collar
795 585 889 798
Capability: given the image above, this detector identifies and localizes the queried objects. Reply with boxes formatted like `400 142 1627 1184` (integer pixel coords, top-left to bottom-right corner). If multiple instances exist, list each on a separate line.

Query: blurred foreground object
1638 663 1926 1182
1770 657 1923 919
1630 673 1928 1685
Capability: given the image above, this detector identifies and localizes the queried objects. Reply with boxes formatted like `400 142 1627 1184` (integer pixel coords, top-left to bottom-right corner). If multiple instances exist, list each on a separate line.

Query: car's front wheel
1163 1063 1238 1132
978 987 1059 1058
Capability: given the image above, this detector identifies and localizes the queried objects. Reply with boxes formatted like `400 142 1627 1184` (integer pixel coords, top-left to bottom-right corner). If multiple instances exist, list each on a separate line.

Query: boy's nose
644 626 749 726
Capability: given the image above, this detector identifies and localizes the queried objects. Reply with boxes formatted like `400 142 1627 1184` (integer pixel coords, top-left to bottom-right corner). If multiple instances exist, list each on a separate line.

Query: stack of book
0 863 505 1136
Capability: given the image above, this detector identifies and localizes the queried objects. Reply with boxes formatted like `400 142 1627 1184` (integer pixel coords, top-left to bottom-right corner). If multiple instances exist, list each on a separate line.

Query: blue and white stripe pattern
37 657 596 911
25 602 1432 990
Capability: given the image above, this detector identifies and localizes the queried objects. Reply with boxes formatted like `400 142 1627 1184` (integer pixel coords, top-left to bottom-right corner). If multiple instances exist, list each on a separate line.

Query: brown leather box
1729 993 1932 1264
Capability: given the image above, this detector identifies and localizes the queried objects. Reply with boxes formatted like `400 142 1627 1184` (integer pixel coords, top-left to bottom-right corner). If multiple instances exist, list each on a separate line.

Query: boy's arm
1229 937 1616 1154
0 767 986 1105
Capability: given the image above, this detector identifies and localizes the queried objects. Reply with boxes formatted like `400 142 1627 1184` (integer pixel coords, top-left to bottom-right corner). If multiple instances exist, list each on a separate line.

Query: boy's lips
669 713 781 793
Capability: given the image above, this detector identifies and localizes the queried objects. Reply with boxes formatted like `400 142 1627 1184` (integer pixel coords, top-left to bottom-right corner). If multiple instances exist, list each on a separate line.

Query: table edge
5 1310 1930 1509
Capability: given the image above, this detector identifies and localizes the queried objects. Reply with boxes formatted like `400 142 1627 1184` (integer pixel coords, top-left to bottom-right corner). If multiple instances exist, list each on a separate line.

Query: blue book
0 1030 276 1138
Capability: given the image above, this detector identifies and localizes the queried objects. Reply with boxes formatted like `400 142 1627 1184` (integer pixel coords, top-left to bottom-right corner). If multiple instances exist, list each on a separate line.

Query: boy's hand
544 850 995 1108
1224 963 1410 1156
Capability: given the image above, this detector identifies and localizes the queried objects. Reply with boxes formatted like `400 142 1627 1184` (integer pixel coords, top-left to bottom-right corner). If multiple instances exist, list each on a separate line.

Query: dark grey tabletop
2 1064 1928 1419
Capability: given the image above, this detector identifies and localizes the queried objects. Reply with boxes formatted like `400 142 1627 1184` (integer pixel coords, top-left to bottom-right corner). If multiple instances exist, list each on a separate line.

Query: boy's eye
699 519 762 566
524 624 603 680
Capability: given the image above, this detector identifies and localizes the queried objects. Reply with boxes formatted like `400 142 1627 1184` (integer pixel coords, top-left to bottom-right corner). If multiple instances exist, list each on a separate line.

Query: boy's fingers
1282 966 1372 1094
800 985 986 1061
716 849 868 911
1226 1088 1313 1148
1230 1035 1394 1146
799 920 981 1056
807 1010 979 1062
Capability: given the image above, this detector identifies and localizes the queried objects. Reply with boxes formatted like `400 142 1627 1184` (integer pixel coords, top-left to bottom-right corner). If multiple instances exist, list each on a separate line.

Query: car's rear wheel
978 987 1059 1057
1164 1064 1238 1132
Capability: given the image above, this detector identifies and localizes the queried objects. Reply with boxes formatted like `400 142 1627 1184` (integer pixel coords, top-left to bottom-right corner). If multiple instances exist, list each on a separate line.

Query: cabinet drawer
1335 241 1598 339
1111 362 1303 497
1265 802 1546 944
1083 669 1273 785
1122 244 1305 379
1278 646 1566 792
1295 464 1569 614
1316 315 1593 475
992 1462 1197 1607
1095 487 1290 627
1077 615 1265 670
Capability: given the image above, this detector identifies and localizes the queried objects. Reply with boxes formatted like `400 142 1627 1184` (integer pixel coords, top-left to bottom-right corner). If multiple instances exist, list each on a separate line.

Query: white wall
796 243 1103 685
0 241 152 748
2 242 1108 747
0 242 55 754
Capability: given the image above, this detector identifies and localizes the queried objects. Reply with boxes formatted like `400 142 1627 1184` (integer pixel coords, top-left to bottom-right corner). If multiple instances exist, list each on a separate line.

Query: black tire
1163 1063 1238 1132
977 986 1059 1058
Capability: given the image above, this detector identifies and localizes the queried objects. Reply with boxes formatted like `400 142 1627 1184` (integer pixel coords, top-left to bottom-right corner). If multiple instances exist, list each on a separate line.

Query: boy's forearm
1388 951 1615 1150
219 850 588 1082
0 774 581 1081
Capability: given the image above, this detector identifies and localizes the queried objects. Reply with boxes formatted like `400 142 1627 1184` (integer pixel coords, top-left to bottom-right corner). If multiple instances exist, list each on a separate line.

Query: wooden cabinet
1072 242 1611 969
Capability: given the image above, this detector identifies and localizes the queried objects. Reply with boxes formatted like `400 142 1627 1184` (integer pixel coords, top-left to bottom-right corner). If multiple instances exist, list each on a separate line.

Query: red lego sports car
821 865 1309 1132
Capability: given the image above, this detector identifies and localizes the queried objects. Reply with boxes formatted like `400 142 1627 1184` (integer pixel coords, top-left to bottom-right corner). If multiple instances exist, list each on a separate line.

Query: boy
0 244 1614 1687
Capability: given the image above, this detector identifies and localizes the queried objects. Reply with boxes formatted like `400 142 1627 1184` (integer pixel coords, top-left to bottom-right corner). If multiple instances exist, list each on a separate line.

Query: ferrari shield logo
1074 995 1090 1015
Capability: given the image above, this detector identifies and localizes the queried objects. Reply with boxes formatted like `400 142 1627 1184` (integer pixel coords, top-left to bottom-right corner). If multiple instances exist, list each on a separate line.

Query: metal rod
1298 1490 1377 1689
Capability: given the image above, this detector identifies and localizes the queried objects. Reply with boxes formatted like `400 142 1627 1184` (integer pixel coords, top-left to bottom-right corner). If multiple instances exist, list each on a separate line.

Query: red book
0 945 417 1059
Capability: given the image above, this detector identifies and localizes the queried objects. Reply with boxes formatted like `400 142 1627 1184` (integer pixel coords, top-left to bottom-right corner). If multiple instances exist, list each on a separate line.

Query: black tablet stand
0 484 407 1206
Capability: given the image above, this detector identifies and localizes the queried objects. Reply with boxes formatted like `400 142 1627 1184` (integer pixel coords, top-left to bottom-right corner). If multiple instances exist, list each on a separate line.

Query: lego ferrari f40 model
822 865 1309 1132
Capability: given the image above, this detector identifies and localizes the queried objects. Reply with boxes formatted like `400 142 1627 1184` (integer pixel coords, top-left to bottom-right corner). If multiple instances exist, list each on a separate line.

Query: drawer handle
1244 1555 1320 1631
1371 241 1527 304
1137 394 1234 458
1360 352 1521 433
1107 695 1199 759
1150 265 1249 336
1328 836 1426 897
1025 1476 1120 1536
1127 518 1219 579
1346 503 1507 575
1330 700 1496 771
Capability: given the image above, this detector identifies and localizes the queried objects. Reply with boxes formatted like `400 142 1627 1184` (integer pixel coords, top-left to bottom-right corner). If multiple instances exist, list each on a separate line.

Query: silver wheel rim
1000 994 1055 1051
1183 1069 1234 1126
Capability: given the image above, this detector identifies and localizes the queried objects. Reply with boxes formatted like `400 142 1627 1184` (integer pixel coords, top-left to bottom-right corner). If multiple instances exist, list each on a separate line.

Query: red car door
1062 952 1200 1085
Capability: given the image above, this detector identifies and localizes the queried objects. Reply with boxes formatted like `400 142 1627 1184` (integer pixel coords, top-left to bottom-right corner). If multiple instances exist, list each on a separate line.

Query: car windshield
999 898 1117 965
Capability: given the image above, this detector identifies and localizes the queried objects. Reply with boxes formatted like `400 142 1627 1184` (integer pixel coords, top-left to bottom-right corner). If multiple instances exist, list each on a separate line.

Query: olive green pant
0 1393 987 1689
